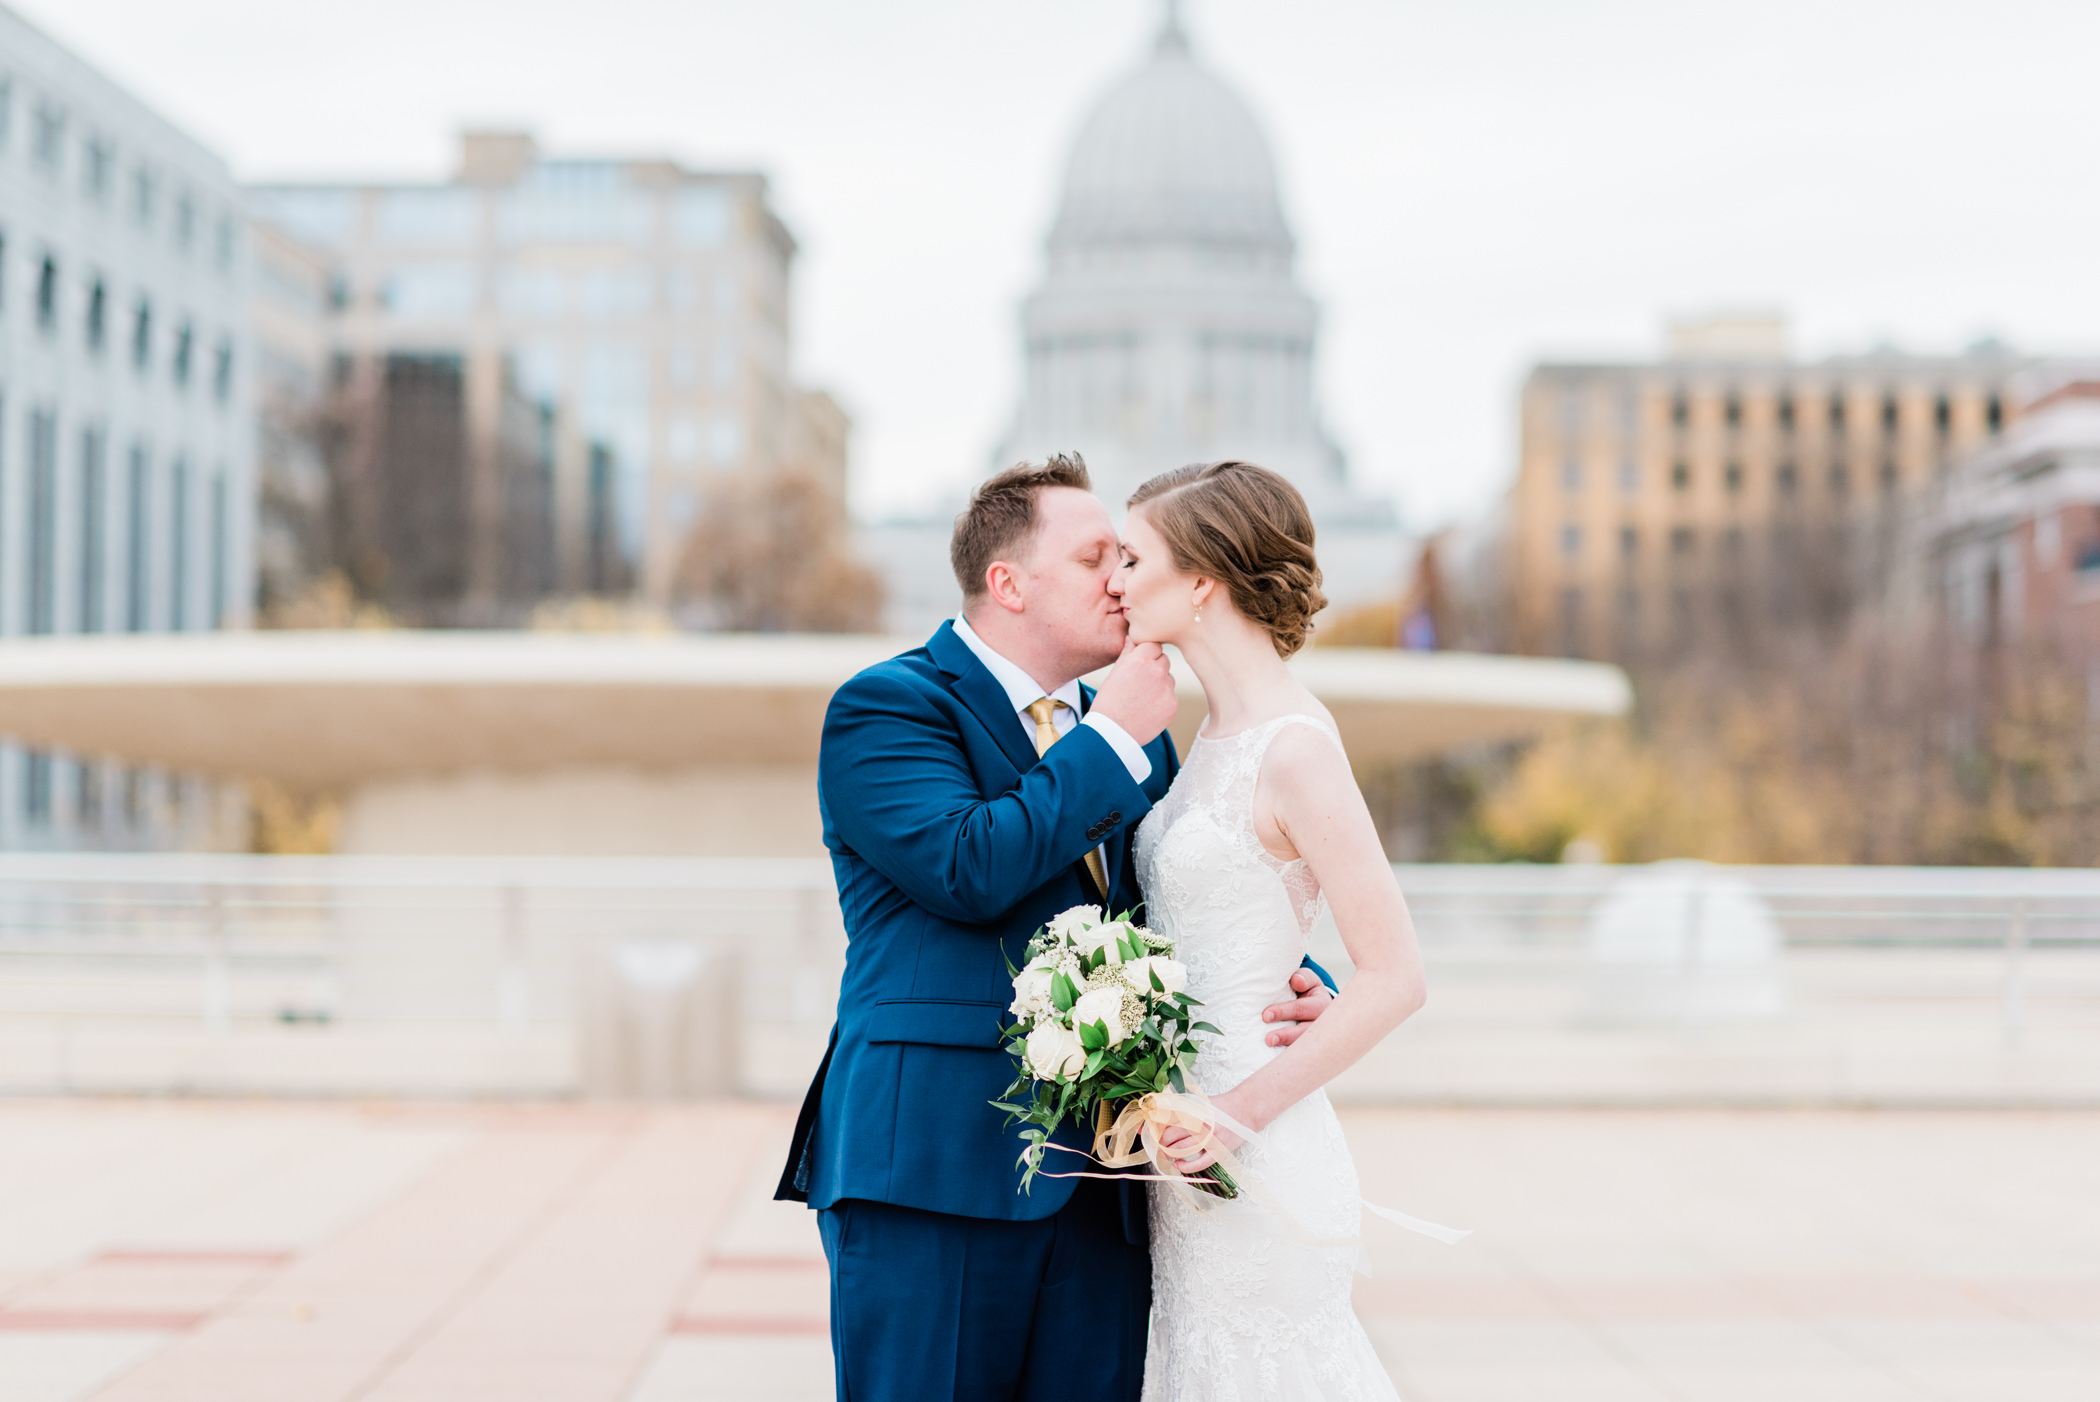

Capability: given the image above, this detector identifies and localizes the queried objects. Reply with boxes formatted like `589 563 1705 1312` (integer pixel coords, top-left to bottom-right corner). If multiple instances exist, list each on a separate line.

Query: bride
1110 460 1428 1402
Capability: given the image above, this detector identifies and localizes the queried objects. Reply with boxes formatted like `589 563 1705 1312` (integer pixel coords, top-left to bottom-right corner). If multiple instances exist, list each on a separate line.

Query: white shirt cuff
1081 712 1154 783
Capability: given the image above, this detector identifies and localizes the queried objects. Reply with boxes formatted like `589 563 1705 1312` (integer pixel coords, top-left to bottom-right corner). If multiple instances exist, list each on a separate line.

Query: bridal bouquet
992 904 1238 1199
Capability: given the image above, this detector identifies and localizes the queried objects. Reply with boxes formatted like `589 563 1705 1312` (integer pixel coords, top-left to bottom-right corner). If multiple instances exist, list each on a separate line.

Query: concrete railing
0 855 2095 1104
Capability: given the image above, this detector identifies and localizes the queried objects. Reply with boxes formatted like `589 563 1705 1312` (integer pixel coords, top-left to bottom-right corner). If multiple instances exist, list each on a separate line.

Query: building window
172 319 193 387
127 443 151 631
1670 526 1695 557
1829 463 1850 498
84 136 113 201
80 425 106 632
1617 458 1638 494
1879 459 1899 492
1560 454 1582 492
1558 588 1584 655
1670 392 1688 428
1560 525 1582 559
124 769 150 829
174 192 196 251
1777 461 1798 496
1671 461 1690 491
1724 394 1741 428
1934 394 1951 435
27 408 58 634
170 458 190 630
1725 461 1742 494
35 255 57 332
214 216 236 273
24 751 53 827
1619 525 1638 560
31 101 63 172
1987 395 2003 433
210 472 228 628
85 278 106 352
1778 394 1795 430
132 298 151 370
131 165 156 229
77 762 103 832
212 338 233 404
1723 526 1743 557
1829 394 1846 432
1881 395 1899 432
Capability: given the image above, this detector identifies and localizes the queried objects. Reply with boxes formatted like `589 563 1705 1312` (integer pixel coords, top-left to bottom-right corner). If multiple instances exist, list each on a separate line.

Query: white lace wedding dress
1133 714 1401 1402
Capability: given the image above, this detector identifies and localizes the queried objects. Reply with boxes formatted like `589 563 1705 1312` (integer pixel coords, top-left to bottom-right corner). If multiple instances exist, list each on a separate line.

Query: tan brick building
1511 318 2024 659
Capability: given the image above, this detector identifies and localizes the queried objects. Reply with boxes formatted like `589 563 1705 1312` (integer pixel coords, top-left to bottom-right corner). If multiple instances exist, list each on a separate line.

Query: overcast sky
20 0 2100 528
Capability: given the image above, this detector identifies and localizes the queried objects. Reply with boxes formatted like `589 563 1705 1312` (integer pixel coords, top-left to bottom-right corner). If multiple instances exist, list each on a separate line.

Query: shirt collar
951 615 1083 717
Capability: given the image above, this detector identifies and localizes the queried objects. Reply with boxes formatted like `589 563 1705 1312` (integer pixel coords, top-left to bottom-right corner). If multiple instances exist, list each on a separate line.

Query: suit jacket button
1109 811 1122 824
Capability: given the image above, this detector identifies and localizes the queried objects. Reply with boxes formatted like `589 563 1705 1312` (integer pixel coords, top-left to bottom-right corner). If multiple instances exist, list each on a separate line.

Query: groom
777 455 1335 1401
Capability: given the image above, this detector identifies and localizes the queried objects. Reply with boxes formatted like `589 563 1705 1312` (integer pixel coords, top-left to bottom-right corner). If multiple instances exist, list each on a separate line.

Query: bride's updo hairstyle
1127 460 1328 658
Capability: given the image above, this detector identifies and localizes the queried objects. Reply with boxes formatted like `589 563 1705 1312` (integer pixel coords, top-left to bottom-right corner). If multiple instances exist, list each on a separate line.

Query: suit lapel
928 622 1040 777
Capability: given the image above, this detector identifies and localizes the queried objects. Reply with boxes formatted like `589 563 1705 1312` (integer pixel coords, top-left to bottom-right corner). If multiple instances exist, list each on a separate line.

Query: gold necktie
1026 696 1111 900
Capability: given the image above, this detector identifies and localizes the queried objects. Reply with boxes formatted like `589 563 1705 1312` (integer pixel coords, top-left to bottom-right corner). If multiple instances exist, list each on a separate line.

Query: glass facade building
249 132 833 606
0 6 253 850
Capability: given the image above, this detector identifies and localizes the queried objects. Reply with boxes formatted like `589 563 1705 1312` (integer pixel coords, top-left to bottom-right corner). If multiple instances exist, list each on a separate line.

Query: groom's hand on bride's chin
1261 969 1333 1047
1090 637 1178 743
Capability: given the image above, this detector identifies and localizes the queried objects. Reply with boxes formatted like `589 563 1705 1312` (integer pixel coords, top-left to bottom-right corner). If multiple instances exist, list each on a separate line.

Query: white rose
1071 986 1130 1046
1073 920 1135 966
1124 955 1187 998
1009 966 1056 1021
1024 1022 1087 1080
1046 905 1101 944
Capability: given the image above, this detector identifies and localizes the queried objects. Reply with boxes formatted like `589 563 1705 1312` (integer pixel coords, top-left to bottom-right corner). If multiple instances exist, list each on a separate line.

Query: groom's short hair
951 454 1092 600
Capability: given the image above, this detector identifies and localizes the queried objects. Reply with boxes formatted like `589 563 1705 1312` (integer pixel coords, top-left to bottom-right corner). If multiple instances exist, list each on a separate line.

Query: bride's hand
1157 1091 1250 1174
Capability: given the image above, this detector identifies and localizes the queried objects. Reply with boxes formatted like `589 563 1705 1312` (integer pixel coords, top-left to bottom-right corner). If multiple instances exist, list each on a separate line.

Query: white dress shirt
950 616 1153 784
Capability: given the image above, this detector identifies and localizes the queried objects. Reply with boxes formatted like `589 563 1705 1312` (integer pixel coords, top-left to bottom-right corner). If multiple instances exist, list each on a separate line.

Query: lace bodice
1133 713 1403 1402
1133 714 1342 1091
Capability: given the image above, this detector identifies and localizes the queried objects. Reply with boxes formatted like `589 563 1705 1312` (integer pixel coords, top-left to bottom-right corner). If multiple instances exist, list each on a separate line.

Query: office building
1511 316 2025 659
0 3 253 849
248 132 845 613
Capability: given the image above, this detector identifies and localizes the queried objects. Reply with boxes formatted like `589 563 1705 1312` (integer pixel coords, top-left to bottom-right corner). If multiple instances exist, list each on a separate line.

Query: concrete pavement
1 1100 2095 1400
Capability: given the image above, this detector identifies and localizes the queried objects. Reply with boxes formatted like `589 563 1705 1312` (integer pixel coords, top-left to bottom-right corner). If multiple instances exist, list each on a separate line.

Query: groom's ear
983 560 1028 614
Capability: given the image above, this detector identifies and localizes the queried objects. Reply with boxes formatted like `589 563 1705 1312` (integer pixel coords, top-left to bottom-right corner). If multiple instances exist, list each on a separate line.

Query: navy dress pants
817 1176 1150 1402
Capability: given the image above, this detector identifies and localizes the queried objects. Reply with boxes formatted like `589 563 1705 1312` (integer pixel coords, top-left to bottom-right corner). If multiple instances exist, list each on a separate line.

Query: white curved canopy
0 632 1630 790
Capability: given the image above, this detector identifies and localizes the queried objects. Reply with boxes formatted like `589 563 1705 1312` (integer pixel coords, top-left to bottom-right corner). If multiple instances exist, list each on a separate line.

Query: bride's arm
1162 725 1424 1168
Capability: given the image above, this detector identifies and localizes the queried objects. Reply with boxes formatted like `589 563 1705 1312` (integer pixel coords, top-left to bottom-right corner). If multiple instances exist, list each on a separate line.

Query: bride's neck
1173 614 1296 734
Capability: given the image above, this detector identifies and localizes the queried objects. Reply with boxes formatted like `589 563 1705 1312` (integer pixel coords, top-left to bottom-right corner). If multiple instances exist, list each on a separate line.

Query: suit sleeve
821 670 1155 925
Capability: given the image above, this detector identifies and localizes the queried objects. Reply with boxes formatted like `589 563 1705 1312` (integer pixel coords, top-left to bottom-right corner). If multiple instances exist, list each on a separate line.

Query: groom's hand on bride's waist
1261 968 1334 1048
1089 638 1179 745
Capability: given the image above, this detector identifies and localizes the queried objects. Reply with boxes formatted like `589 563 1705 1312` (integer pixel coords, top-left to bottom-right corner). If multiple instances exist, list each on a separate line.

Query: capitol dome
996 4 1398 564
1050 22 1291 253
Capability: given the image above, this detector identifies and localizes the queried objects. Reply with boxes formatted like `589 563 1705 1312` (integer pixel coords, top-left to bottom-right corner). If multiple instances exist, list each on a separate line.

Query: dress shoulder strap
1254 712 1347 761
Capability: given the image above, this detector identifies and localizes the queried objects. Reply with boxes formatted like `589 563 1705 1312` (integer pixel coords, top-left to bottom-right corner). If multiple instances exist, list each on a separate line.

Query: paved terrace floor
1 1101 2095 1402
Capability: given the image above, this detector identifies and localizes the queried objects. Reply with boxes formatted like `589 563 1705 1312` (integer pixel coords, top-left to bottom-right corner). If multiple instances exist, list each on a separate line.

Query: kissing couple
779 455 1431 1400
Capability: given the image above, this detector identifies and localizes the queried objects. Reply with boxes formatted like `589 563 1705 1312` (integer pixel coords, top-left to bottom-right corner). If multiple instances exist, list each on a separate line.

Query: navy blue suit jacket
778 621 1174 1221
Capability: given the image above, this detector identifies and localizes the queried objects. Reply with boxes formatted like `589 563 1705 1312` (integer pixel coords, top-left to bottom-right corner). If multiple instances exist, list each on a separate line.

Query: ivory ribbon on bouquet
1033 1086 1470 1248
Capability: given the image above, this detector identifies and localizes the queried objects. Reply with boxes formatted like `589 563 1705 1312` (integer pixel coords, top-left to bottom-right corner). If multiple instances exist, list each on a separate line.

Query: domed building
996 8 1396 550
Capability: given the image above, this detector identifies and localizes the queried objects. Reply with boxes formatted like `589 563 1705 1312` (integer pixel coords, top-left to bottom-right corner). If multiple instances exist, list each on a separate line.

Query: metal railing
0 855 2094 1102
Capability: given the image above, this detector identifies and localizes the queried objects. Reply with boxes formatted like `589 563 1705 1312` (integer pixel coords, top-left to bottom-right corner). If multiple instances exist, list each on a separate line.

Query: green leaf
1077 1018 1107 1051
1191 1021 1222 1035
1083 1047 1108 1080
1168 1065 1186 1093
1148 967 1165 992
1052 972 1078 1012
